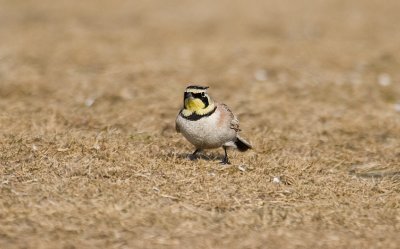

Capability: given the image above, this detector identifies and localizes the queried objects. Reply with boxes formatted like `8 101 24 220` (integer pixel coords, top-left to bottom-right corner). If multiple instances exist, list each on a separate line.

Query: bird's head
182 85 215 116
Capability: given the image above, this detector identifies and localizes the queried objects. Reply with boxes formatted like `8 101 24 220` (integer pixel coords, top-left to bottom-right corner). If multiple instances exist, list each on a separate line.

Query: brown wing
219 103 241 132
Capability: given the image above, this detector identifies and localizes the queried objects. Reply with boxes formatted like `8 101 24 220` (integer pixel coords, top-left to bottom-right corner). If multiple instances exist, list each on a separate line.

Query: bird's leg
189 148 201 160
221 146 231 164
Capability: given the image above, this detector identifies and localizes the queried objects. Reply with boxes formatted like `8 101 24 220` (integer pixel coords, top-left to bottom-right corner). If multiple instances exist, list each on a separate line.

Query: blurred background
1 0 399 132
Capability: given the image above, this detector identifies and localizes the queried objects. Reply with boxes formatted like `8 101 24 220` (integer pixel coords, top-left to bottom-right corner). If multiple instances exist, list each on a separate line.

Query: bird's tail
235 136 252 152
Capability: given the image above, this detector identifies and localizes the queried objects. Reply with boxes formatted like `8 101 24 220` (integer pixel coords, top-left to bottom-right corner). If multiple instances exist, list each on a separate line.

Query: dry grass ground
1 0 400 248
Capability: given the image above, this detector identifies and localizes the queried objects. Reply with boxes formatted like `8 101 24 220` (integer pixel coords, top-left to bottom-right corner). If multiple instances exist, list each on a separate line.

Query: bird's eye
201 93 205 97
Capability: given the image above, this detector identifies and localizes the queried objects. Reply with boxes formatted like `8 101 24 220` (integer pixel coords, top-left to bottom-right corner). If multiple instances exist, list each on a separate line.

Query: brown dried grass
1 0 400 248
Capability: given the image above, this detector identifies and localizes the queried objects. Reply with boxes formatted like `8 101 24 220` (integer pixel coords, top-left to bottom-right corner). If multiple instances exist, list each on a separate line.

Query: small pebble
85 98 95 107
254 69 268 82
378 73 391 86
272 176 281 184
238 165 246 172
394 103 400 112
93 143 100 150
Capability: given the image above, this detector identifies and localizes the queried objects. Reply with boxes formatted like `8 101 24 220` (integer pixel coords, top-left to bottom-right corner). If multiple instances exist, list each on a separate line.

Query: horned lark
175 85 252 164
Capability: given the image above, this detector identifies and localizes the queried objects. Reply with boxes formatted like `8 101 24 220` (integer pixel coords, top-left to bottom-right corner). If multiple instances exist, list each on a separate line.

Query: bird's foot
189 154 198 161
189 149 200 161
220 158 231 165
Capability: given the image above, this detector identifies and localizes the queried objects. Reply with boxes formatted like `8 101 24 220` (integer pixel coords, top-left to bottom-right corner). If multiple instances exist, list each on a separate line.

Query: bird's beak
184 92 194 99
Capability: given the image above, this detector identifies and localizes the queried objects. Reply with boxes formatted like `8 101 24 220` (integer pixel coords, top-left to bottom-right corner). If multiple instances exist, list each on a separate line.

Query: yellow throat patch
182 98 215 117
185 98 205 112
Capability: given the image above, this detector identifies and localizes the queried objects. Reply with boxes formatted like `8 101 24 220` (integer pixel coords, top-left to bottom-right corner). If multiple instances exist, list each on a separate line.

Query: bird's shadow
167 151 225 162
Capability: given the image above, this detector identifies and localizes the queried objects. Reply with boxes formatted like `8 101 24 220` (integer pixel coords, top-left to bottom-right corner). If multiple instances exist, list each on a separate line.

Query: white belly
176 109 236 149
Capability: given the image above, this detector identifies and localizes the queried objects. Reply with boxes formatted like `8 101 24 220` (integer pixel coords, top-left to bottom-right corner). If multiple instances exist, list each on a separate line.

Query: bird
175 85 252 164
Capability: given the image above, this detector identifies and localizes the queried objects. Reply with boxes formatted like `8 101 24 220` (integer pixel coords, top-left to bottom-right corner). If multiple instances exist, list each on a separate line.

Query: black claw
221 158 231 165
189 149 200 161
